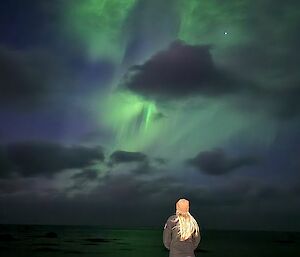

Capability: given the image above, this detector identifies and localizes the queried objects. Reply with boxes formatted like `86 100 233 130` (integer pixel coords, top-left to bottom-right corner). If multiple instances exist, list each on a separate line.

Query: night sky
0 0 300 231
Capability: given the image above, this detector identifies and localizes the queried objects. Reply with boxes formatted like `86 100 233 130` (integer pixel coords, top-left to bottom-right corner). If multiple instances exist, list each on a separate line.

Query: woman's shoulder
164 215 177 230
167 214 177 223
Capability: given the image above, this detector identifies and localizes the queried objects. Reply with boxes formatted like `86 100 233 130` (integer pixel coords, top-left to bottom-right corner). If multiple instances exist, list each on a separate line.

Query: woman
163 198 201 257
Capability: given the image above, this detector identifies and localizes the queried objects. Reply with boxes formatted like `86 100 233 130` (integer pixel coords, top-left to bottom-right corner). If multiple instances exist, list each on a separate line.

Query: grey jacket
163 215 201 257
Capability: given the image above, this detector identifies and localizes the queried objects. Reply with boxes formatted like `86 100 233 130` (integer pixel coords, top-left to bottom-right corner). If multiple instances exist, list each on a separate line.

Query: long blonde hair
173 211 199 241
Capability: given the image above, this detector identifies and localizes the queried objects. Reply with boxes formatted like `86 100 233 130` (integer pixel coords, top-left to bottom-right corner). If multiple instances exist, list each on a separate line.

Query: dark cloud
68 169 100 191
109 150 148 166
187 148 258 175
0 141 104 178
71 169 99 181
121 41 244 100
122 39 300 118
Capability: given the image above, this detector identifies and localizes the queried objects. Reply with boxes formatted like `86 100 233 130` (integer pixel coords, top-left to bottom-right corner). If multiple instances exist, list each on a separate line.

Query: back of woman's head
173 198 199 241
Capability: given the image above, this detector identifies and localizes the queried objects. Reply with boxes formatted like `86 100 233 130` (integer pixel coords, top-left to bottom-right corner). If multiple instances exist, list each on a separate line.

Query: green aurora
60 0 282 161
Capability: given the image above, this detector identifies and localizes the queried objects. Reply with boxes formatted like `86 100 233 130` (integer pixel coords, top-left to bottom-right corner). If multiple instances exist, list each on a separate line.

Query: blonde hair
173 211 199 241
